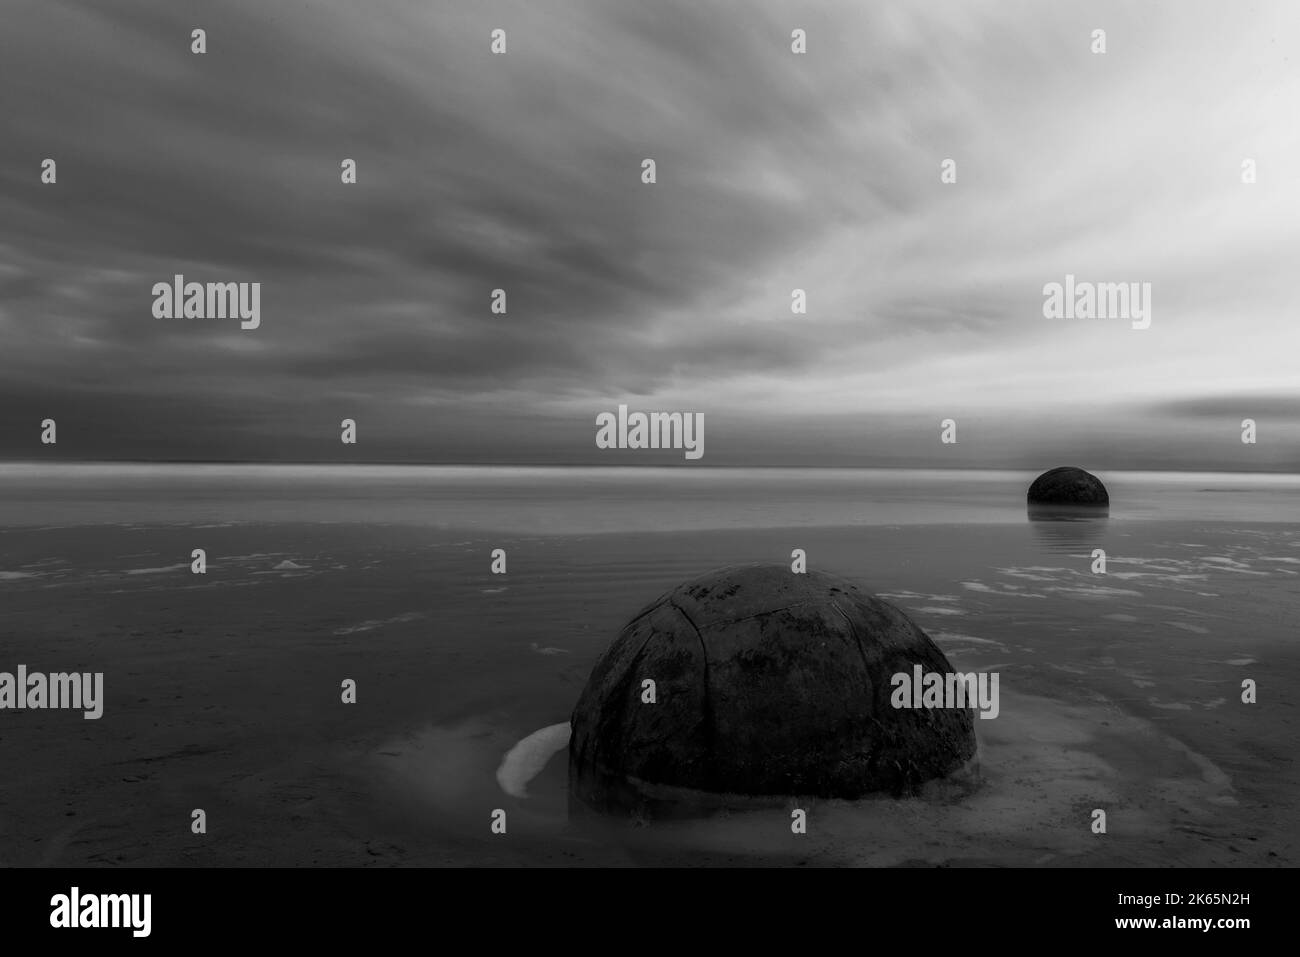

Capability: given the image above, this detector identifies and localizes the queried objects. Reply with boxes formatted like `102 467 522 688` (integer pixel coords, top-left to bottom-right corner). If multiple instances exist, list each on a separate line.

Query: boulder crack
670 599 716 789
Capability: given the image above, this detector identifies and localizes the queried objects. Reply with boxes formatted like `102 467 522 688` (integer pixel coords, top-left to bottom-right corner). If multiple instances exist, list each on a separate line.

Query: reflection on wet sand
1027 505 1109 552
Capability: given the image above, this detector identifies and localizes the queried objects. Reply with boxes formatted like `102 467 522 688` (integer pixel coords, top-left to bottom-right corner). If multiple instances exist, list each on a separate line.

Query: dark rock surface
569 564 977 812
1027 466 1109 506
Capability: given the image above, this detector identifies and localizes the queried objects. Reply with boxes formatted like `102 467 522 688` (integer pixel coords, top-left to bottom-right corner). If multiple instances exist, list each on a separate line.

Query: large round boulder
568 564 977 812
1027 466 1109 506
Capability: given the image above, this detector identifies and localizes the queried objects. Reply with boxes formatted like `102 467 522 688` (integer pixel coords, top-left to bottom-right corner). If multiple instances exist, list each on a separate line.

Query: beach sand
0 520 1294 866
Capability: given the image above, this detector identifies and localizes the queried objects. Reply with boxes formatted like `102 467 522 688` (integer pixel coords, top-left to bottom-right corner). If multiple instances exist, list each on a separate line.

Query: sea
0 464 1295 866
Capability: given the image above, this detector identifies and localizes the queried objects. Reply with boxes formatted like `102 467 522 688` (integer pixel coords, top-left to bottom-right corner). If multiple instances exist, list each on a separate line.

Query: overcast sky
1 0 1297 468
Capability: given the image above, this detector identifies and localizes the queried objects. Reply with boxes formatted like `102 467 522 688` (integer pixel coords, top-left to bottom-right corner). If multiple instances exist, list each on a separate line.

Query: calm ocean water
0 464 1295 531
1 463 1295 867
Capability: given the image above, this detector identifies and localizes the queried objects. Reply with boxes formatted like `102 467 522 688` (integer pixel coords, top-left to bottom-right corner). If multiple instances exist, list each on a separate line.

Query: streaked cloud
1 0 1296 468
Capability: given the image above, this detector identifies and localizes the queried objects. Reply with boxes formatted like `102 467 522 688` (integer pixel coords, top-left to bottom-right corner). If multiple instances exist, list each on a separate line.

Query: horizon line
1 459 1298 476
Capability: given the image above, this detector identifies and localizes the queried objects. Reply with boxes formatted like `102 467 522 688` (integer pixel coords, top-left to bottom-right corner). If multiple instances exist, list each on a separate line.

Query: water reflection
1027 504 1109 552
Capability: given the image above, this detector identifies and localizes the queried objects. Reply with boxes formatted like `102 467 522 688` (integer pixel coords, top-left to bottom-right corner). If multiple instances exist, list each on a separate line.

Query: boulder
1027 466 1109 507
569 564 977 812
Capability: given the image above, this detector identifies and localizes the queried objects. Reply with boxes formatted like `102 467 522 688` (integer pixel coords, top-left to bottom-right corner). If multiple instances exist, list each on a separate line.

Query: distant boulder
1027 467 1108 507
568 564 977 813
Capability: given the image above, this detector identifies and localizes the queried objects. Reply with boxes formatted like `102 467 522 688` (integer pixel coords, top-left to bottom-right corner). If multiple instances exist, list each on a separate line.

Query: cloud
1156 395 1300 420
1 0 1296 466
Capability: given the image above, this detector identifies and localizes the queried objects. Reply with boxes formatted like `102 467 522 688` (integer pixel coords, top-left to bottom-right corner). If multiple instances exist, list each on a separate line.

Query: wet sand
0 520 1295 866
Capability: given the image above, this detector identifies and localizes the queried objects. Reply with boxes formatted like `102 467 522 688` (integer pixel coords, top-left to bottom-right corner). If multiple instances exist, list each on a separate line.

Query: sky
1 0 1297 469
